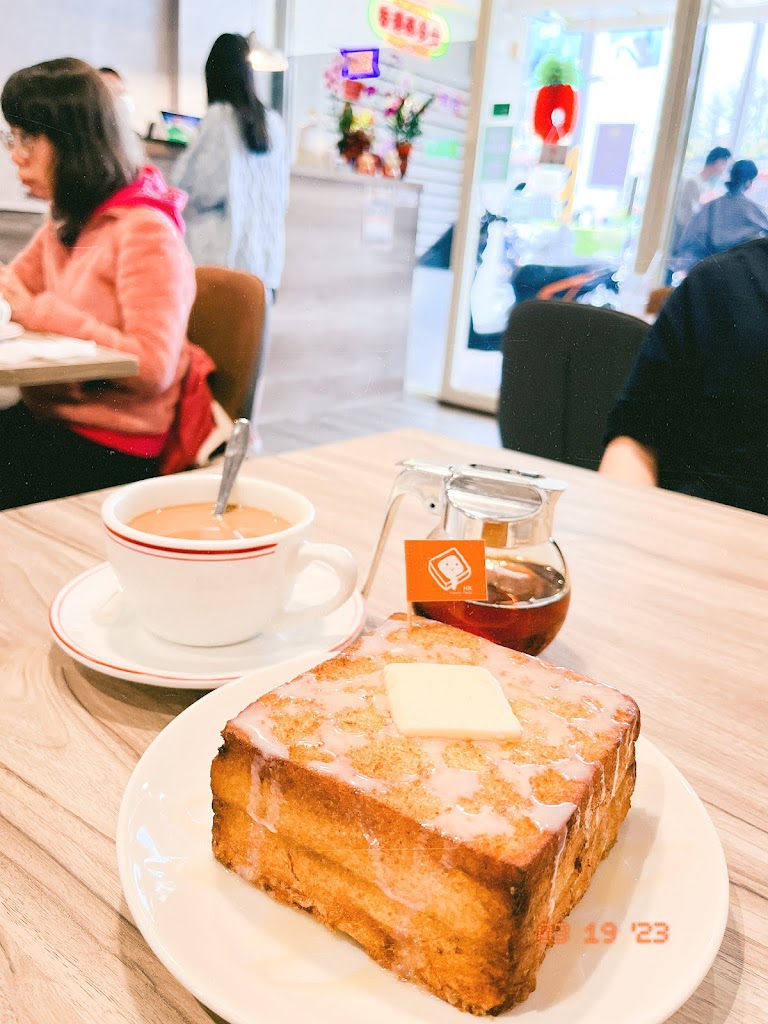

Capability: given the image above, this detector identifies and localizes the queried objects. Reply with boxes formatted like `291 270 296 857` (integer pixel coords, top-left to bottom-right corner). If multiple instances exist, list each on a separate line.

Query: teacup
0 296 11 326
101 474 358 647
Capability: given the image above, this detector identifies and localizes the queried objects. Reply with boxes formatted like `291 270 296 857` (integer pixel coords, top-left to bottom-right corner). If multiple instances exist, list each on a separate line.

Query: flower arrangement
384 93 434 177
337 102 375 164
385 93 434 145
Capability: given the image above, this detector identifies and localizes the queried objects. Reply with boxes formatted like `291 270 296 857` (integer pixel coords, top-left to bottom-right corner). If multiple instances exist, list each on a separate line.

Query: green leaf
339 101 354 135
387 93 434 143
533 56 580 87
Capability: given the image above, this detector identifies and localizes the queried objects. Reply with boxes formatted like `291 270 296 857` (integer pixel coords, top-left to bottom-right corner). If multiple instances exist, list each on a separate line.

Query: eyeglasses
1 129 36 158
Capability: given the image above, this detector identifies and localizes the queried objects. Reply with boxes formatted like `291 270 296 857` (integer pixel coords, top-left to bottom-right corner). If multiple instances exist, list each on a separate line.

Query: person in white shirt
670 146 731 256
171 34 289 300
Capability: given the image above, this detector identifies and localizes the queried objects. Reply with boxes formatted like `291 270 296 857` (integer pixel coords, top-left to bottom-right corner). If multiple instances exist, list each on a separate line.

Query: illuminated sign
368 0 450 58
340 47 380 80
425 139 461 159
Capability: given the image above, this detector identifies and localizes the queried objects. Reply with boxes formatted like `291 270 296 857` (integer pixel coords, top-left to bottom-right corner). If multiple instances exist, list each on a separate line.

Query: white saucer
49 562 366 688
117 678 730 1024
0 321 25 340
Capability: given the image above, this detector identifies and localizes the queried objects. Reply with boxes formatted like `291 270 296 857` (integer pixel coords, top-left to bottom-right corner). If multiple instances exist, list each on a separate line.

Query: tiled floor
258 392 501 456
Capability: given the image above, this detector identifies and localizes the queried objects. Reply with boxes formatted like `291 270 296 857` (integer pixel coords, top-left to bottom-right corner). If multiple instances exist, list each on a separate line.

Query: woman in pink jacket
0 58 207 510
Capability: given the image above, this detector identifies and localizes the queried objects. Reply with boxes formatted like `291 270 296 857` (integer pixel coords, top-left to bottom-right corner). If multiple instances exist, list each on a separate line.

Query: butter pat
384 663 522 740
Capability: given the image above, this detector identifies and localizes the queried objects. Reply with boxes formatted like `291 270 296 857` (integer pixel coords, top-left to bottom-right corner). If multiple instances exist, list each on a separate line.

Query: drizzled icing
232 618 637 859
548 829 568 918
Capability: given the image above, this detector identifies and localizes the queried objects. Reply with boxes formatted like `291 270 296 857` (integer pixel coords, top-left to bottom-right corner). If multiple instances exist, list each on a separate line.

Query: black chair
497 300 649 470
511 262 620 303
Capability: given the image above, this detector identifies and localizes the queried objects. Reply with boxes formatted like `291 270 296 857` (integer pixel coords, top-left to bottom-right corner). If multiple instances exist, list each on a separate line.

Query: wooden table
0 429 765 1023
0 333 138 386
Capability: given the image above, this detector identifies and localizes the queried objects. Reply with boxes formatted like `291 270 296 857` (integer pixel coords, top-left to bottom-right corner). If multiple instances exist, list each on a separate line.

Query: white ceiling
503 0 768 31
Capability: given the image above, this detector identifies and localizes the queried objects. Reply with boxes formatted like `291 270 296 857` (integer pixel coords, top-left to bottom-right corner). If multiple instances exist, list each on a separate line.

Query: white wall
0 0 175 138
177 0 275 116
289 0 480 55
0 0 283 208
0 0 176 209
483 8 527 114
288 19 476 254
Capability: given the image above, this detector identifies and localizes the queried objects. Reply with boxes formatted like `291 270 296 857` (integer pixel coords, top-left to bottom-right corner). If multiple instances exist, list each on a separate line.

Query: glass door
440 0 675 412
666 4 768 278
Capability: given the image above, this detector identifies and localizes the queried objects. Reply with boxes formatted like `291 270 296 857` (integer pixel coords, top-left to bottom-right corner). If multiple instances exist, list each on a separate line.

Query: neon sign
340 48 380 80
368 1 450 59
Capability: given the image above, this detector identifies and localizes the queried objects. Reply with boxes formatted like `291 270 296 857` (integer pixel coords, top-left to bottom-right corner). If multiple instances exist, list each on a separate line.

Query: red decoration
343 79 364 101
533 84 577 143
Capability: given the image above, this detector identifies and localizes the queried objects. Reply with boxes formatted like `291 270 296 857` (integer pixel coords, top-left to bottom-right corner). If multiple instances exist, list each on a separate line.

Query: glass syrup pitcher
363 460 570 655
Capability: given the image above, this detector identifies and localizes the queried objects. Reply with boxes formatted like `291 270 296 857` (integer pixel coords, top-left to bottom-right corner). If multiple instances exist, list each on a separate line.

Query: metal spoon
214 418 251 517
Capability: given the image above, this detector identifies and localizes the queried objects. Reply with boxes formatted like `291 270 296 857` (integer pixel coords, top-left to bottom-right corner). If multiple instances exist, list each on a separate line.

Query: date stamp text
539 921 670 945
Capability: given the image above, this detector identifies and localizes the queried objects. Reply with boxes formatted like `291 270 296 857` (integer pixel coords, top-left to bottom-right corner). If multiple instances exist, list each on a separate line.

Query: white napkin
0 338 98 366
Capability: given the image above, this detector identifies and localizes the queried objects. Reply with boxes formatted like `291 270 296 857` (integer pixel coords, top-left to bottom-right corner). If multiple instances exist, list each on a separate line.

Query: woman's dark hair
725 159 758 195
1 58 138 246
205 33 270 153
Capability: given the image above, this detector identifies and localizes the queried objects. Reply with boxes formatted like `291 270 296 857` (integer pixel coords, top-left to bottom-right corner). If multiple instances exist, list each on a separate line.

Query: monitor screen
159 111 201 144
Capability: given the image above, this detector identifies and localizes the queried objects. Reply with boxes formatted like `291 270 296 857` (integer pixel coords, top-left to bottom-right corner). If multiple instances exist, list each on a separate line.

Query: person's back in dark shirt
604 238 768 514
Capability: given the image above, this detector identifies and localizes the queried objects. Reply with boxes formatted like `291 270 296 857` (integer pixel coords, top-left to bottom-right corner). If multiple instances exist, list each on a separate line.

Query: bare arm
599 436 658 487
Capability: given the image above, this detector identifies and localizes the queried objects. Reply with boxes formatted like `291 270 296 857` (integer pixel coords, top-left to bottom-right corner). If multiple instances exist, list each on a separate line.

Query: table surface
0 333 139 386
0 429 765 1024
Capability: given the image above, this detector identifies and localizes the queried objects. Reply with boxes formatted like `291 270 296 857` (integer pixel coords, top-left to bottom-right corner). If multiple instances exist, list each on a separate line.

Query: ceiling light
247 31 288 73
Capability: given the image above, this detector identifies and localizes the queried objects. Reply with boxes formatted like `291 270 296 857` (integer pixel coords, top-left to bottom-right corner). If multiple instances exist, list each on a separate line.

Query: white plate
50 562 365 688
0 321 25 340
117 672 730 1024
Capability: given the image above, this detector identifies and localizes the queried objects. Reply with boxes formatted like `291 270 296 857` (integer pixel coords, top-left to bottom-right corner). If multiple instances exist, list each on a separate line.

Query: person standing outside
172 33 289 301
674 158 768 272
670 146 731 256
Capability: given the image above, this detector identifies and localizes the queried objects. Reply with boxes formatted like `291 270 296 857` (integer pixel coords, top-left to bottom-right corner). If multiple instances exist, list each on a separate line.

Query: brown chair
646 286 674 317
187 266 267 421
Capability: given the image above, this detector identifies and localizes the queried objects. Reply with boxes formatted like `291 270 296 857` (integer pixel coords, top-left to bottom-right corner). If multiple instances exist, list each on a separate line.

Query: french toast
211 614 640 1014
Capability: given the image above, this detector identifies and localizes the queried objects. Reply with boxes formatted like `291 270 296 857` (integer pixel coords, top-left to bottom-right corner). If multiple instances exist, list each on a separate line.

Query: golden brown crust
211 615 640 1015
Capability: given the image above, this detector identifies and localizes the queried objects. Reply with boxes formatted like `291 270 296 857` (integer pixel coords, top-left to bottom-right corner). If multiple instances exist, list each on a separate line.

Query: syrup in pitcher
414 554 569 655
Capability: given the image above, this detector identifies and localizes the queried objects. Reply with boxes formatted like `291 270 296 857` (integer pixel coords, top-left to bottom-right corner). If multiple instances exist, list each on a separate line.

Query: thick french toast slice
211 614 640 1015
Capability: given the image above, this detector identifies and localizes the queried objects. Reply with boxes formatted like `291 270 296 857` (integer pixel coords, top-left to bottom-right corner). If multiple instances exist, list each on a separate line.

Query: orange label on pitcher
404 540 488 602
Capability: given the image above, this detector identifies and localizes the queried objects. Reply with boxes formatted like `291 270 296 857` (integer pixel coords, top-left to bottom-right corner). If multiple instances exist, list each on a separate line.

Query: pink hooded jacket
10 166 199 443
